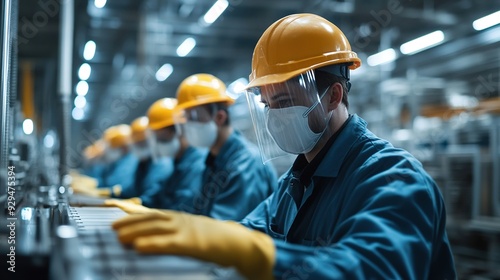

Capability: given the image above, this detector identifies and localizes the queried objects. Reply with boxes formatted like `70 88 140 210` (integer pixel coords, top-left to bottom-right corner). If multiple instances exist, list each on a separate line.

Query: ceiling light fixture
76 81 89 96
78 63 91 80
23 119 34 135
83 40 96 60
400 31 444 55
176 37 196 57
155 64 174 81
74 96 87 108
472 10 500 31
72 107 85 120
202 0 229 25
94 0 106 9
367 48 397 66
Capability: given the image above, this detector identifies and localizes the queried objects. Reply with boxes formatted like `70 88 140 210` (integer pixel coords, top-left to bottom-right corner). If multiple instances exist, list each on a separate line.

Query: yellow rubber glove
122 197 142 205
71 175 98 190
112 211 275 280
72 184 121 198
104 199 155 214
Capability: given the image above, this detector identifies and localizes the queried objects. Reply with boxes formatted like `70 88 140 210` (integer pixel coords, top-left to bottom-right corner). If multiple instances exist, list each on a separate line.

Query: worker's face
132 139 151 161
259 79 329 133
151 126 180 158
184 106 213 123
153 126 177 143
180 105 219 148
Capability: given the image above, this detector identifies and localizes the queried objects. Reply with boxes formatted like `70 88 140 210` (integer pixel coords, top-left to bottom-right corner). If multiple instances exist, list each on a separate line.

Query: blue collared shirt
241 115 456 279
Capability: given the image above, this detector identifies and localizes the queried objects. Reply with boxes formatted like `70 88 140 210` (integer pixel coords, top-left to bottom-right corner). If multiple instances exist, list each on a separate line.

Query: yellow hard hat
83 139 106 160
247 13 361 88
130 116 149 143
103 124 131 148
83 145 95 160
147 98 179 130
176 73 234 110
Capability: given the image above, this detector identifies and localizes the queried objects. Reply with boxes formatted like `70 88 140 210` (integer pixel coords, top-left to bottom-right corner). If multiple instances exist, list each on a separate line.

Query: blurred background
1 0 499 279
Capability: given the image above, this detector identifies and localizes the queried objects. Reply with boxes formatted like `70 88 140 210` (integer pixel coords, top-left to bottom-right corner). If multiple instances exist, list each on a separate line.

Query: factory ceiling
17 0 500 133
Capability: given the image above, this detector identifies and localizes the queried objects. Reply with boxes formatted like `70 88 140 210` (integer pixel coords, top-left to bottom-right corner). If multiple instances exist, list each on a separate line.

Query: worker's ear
214 109 228 127
326 82 343 111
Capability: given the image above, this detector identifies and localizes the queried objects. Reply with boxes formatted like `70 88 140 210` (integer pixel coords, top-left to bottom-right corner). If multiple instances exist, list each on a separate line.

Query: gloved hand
72 184 121 198
104 199 155 214
112 211 275 280
123 197 142 205
71 174 98 190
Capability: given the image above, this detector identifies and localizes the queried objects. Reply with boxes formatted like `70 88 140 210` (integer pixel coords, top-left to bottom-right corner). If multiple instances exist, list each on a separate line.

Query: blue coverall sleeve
208 165 275 221
104 156 138 198
272 168 450 279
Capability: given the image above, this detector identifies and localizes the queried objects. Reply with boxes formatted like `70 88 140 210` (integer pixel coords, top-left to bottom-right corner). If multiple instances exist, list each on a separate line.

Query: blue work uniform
142 147 207 210
100 153 138 193
82 161 105 186
241 115 456 280
193 131 278 221
118 157 173 200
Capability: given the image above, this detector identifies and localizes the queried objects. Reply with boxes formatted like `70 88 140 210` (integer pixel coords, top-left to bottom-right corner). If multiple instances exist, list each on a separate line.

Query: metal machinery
0 1 241 279
375 77 500 278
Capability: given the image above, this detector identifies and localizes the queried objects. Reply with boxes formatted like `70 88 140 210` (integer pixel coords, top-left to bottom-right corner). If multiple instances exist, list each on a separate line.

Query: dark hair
202 102 231 126
314 70 349 109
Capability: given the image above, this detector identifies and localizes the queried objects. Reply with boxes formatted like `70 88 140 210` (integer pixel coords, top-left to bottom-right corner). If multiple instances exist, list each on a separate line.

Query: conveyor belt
68 206 243 280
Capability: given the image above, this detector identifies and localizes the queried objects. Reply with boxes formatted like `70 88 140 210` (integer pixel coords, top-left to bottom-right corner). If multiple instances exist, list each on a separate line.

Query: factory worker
70 140 106 196
174 73 277 220
111 13 455 280
114 116 173 199
81 139 106 180
71 125 137 197
106 98 206 211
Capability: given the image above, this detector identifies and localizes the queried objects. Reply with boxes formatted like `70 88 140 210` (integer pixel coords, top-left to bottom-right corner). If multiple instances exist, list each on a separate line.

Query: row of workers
74 73 278 221
75 13 456 280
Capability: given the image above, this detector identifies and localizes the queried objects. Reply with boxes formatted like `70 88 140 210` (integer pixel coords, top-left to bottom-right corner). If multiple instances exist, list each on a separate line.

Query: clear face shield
245 70 332 163
147 126 180 161
175 105 218 148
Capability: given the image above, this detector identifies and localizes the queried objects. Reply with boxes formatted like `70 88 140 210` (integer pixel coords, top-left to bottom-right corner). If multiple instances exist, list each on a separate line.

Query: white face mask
183 121 218 148
132 145 151 161
266 106 331 154
105 148 122 163
155 137 180 158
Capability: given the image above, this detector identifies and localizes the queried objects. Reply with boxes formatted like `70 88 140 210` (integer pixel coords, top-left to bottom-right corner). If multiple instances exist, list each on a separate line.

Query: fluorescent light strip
176 38 196 57
473 10 500 31
155 64 174 81
83 40 96 60
203 0 229 25
367 48 397 66
400 30 444 55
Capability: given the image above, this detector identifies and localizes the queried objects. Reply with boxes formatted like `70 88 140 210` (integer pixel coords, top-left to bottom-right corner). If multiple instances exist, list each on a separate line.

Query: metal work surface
67 206 243 280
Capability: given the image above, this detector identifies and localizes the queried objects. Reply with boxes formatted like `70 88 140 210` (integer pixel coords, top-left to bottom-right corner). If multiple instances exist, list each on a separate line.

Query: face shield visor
245 70 332 163
147 126 180 161
174 105 218 148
